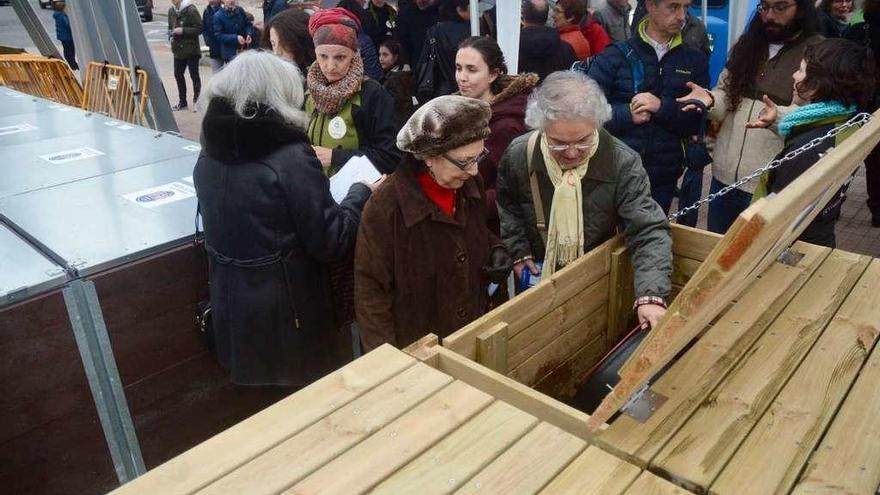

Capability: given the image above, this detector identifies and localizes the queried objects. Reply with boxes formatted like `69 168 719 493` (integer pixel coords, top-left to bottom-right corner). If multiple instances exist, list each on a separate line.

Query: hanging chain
668 112 874 221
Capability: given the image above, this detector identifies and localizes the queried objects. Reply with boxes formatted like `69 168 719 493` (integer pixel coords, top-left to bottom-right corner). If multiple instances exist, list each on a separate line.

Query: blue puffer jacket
53 11 73 43
203 4 222 59
213 6 248 62
586 20 709 185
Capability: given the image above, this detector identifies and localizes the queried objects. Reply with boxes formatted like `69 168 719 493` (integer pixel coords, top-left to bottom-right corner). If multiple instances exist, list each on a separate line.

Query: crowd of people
187 0 879 388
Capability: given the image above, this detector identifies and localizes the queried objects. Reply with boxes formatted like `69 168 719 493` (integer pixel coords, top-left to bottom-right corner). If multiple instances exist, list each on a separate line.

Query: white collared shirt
644 32 674 61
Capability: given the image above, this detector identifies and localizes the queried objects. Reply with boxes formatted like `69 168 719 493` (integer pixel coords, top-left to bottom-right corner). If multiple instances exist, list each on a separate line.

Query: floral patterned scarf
306 53 365 114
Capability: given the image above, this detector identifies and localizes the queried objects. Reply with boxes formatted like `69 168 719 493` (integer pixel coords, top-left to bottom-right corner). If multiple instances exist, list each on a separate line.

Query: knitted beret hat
308 8 360 51
397 95 492 158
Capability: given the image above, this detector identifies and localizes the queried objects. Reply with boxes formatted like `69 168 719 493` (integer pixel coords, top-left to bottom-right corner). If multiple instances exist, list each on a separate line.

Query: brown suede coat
355 159 503 351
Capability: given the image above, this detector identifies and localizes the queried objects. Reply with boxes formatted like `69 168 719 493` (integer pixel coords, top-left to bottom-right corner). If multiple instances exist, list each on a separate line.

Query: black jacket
395 2 439 65
194 99 371 386
415 19 470 103
767 116 853 248
518 25 577 82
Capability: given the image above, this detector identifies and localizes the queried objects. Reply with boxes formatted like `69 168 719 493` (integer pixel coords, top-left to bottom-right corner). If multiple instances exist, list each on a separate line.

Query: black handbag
681 98 712 172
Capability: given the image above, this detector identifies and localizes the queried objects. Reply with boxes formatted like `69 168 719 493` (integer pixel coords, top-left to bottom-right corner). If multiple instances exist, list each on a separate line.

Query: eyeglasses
545 136 596 153
757 2 796 14
443 148 489 170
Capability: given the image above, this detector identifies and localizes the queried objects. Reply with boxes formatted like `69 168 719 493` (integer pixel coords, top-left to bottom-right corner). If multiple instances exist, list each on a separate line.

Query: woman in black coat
194 51 378 387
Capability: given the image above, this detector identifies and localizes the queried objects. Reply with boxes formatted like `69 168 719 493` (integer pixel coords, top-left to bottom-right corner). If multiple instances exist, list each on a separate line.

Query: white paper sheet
329 155 381 204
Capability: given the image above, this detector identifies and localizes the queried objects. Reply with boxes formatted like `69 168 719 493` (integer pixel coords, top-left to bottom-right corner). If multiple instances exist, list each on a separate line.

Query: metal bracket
777 247 805 267
621 384 669 423
64 279 146 483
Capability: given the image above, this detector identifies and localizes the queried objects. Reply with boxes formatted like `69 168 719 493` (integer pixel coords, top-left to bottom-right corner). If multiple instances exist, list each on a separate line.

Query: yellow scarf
540 130 599 276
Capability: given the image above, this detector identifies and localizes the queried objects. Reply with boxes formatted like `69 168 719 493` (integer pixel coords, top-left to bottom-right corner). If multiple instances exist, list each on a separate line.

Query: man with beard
678 0 821 233
847 0 880 227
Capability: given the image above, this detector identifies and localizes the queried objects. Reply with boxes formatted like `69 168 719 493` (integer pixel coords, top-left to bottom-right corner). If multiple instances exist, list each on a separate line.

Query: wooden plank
792 299 880 495
588 111 880 430
651 250 870 493
538 446 641 495
607 246 635 347
370 401 539 495
713 259 880 495
509 305 607 387
507 276 609 371
403 334 440 363
285 381 494 495
533 326 607 400
443 236 620 360
110 344 415 495
477 323 509 374
595 242 830 466
671 256 702 288
197 362 452 495
431 347 596 440
452 422 586 495
623 472 694 495
670 224 722 261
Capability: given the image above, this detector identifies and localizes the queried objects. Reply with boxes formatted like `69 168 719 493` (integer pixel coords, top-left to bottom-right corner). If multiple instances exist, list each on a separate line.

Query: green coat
496 129 672 299
168 3 202 60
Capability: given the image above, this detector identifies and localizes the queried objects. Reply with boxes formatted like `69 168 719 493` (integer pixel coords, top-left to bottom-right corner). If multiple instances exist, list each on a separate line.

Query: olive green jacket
496 129 672 299
168 2 202 60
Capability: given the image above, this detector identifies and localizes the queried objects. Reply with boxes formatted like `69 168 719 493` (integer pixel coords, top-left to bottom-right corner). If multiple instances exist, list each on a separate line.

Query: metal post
495 0 522 74
470 0 480 36
702 0 708 25
119 0 143 126
10 0 63 59
63 279 146 484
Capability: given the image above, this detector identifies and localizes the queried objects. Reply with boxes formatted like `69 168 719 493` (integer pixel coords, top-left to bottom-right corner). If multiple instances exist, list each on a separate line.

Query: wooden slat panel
443 236 620 360
452 422 586 495
370 401 539 495
710 259 880 495
589 111 880 430
432 347 595 440
507 276 609 371
111 344 415 495
538 446 641 495
477 323 509 374
651 250 870 492
509 305 607 387
197 362 451 495
285 381 494 495
595 242 830 465
607 246 635 347
623 472 694 495
792 299 880 495
670 224 722 261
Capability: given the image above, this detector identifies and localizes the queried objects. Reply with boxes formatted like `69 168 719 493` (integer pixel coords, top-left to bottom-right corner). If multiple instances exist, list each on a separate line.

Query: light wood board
537 446 641 495
709 258 880 494
651 250 870 492
595 242 830 465
588 110 880 430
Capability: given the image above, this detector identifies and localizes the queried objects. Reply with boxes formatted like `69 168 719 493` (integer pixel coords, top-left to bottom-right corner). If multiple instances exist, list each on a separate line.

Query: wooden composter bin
111 111 880 495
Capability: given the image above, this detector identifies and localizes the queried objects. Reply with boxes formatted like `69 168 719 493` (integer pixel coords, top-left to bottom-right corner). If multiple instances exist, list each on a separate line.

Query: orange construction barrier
0 53 83 106
81 61 149 126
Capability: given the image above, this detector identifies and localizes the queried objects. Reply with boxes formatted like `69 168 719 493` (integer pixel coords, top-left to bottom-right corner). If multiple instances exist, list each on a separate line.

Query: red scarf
417 171 456 217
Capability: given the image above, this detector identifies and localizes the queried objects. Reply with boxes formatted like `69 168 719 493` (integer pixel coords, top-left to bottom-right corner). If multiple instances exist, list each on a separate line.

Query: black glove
482 246 512 284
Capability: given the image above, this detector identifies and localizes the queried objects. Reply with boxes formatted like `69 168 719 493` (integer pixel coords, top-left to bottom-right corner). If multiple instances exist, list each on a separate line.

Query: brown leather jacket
354 159 503 351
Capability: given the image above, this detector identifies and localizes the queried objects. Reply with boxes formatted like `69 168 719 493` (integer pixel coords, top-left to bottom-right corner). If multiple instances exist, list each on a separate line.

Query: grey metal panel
0 223 68 307
0 128 199 199
0 89 54 117
0 155 199 277
0 108 151 149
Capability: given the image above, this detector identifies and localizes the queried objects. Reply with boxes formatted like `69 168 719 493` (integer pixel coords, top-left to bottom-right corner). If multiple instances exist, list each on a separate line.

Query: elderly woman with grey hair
194 51 382 387
496 70 672 329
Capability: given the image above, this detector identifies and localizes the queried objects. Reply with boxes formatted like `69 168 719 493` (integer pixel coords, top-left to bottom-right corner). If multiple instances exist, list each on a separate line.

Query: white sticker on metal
0 123 38 136
40 146 105 164
122 182 195 209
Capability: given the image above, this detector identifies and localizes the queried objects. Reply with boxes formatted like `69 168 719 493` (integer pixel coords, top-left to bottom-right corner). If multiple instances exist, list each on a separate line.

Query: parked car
135 0 153 22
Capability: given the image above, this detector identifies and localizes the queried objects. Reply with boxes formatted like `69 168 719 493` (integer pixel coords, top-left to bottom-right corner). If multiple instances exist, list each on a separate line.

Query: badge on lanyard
328 116 347 140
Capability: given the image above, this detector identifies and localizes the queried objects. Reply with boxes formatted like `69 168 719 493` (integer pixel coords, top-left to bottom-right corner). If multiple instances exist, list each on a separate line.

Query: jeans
646 169 677 215
677 167 703 227
173 57 201 106
61 40 78 71
707 177 753 234
865 143 880 212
